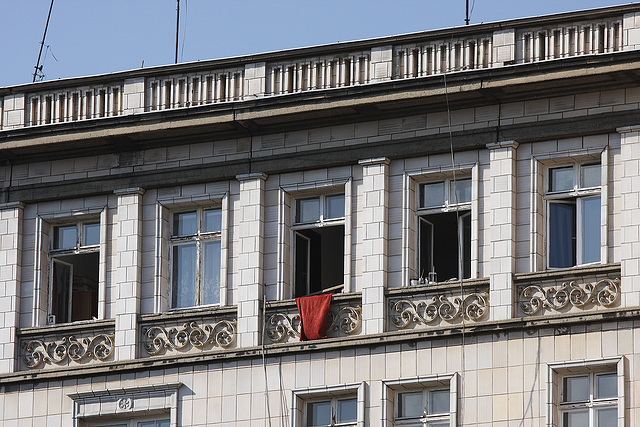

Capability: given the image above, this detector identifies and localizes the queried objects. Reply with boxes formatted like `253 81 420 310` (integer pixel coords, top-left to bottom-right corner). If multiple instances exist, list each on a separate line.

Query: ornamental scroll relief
518 278 620 316
142 320 236 356
22 333 115 369
266 305 362 343
389 292 489 329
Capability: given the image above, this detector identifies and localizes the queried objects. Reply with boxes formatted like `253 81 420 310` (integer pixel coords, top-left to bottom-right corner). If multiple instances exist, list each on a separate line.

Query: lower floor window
93 420 169 427
560 372 617 427
306 396 356 426
396 388 450 426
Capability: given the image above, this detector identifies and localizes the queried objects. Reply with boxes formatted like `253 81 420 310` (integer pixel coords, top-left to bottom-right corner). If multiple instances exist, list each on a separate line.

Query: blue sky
0 0 633 87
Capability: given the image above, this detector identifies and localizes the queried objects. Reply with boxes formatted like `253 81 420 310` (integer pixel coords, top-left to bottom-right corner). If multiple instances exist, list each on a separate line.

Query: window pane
296 197 320 223
398 391 424 418
308 400 332 426
337 398 357 423
174 211 197 236
83 223 100 246
156 421 170 427
429 423 450 427
138 423 155 427
54 225 77 249
563 376 589 402
450 178 471 204
325 194 345 219
581 196 601 264
203 209 222 233
550 166 574 192
580 163 601 188
172 244 197 308
597 407 617 427
421 182 445 208
563 411 589 427
596 373 617 399
429 390 449 414
549 202 576 268
202 241 221 305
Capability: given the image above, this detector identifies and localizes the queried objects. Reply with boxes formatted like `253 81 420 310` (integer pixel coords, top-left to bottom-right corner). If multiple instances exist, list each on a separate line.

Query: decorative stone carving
23 333 115 369
518 278 620 315
389 292 489 329
142 320 236 355
266 305 362 343
117 397 133 411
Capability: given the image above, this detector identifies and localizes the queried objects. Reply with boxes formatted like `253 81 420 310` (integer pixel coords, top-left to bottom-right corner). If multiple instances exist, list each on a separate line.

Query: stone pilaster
487 141 518 320
618 126 640 307
358 158 389 334
113 187 145 360
236 173 267 347
0 202 23 373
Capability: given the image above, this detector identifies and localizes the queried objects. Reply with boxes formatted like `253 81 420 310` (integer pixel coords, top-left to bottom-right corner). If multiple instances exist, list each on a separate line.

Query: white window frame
155 193 229 312
278 177 352 300
90 418 170 427
169 206 222 309
547 357 623 427
382 373 458 427
545 162 601 269
292 382 365 427
292 193 346 297
68 383 181 427
403 164 478 286
530 147 608 272
33 207 108 327
48 219 101 324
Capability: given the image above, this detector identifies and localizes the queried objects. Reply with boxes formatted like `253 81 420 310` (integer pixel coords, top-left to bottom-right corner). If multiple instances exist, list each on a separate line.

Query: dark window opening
52 252 99 323
419 211 471 282
294 225 344 297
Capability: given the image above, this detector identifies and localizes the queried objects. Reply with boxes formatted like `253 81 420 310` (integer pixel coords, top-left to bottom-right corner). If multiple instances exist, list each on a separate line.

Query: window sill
139 304 237 323
513 263 621 283
19 317 114 337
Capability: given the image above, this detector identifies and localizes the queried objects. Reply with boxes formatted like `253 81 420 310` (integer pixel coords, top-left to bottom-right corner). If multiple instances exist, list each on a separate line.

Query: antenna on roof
175 0 180 64
33 0 55 82
465 0 470 25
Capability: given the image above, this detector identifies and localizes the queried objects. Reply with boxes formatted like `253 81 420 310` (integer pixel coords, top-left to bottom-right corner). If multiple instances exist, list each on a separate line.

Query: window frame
417 177 472 282
545 161 603 269
278 177 352 300
169 206 222 309
33 207 108 327
547 357 623 427
156 193 229 313
530 148 608 273
49 220 101 324
292 193 346 297
304 395 358 427
403 163 478 286
292 382 364 427
89 418 170 427
382 373 458 427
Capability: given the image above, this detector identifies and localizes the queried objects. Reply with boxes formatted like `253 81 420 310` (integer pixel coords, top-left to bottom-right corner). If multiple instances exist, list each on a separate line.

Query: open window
170 207 222 309
418 178 471 282
546 163 601 268
293 194 345 297
49 221 100 323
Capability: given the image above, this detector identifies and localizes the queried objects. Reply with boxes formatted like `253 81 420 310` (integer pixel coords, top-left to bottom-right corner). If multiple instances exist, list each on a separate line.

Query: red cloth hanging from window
296 293 333 341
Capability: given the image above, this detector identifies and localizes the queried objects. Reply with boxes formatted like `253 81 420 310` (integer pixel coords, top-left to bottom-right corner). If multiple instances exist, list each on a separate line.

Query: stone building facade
1 4 640 426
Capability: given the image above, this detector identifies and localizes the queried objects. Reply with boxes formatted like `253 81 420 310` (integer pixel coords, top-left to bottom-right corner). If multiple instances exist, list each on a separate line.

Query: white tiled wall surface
2 321 640 426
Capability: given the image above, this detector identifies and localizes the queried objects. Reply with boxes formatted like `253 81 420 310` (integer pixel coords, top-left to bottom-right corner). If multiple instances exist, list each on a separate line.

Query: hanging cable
442 28 467 423
180 0 188 63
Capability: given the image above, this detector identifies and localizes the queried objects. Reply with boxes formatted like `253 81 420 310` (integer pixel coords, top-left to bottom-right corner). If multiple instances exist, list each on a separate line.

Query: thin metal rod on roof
465 0 470 25
33 0 55 82
175 0 180 64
